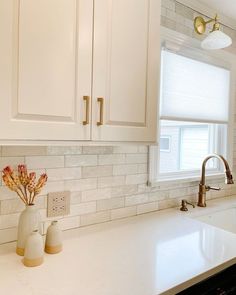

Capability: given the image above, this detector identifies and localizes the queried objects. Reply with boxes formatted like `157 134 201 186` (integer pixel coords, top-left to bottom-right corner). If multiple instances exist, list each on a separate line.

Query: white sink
195 207 236 234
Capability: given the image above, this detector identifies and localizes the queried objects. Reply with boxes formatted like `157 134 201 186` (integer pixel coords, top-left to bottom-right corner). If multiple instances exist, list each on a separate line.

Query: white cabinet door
0 0 93 140
92 0 161 142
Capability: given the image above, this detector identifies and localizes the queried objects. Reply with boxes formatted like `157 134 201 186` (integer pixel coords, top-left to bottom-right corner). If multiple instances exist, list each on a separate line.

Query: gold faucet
198 154 234 207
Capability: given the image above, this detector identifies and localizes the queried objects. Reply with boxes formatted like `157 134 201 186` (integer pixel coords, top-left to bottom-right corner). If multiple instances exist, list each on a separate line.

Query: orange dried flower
27 172 36 193
18 164 29 186
2 174 18 192
2 165 48 205
34 173 48 195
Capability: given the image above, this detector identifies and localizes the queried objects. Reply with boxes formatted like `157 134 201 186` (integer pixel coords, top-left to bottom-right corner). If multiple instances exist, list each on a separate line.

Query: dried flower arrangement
2 164 48 205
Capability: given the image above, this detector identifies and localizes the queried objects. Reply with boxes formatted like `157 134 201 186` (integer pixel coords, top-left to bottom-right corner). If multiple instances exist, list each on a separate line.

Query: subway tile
80 211 110 226
161 6 167 17
138 183 151 194
46 167 81 181
57 216 80 231
169 188 189 199
149 190 169 202
126 153 147 164
98 176 125 188
64 178 97 192
0 186 19 201
47 146 82 155
0 198 25 215
161 16 176 30
82 146 113 155
209 188 226 199
176 14 186 25
138 164 147 174
137 202 158 215
158 199 179 210
70 191 82 204
0 195 45 215
126 174 148 185
0 157 25 170
40 181 65 195
82 165 112 178
2 146 47 157
111 185 138 198
0 213 20 229
113 146 138 154
0 227 17 244
175 2 194 20
97 197 125 211
70 202 96 216
65 155 97 167
166 9 176 21
25 156 64 169
98 154 126 165
113 164 139 176
81 188 111 202
175 23 193 37
162 0 175 11
138 146 148 153
125 194 149 206
111 206 136 220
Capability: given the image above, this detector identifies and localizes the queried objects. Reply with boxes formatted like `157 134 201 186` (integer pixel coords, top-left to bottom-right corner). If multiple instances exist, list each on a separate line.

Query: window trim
148 27 236 186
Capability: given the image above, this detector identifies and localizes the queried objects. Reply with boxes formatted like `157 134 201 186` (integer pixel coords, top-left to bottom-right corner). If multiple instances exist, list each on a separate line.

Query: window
160 136 171 152
150 41 233 183
159 121 225 175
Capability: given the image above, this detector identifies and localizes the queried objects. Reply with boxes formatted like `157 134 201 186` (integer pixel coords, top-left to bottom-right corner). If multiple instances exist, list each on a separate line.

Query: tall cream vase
16 204 41 256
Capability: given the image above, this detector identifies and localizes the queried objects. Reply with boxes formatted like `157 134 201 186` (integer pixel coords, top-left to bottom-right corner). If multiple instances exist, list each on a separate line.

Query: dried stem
31 192 37 205
16 191 27 205
24 186 28 204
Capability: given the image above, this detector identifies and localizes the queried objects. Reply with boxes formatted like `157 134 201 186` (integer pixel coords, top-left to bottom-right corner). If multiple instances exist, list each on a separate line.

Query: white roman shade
160 50 230 124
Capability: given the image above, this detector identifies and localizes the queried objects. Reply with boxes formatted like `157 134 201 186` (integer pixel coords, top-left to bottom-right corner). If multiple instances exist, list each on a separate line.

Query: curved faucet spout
198 154 234 207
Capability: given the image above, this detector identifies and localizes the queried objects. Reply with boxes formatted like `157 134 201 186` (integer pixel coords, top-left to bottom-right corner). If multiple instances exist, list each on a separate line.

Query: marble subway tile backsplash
0 145 236 245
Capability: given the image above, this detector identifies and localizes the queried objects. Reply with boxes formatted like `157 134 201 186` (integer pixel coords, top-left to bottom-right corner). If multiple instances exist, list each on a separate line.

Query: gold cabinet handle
83 96 90 125
97 97 104 126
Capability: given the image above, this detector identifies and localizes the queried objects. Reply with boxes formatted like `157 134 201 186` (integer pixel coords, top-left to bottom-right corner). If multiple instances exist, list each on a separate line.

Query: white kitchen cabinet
92 0 161 142
0 0 93 140
0 0 161 142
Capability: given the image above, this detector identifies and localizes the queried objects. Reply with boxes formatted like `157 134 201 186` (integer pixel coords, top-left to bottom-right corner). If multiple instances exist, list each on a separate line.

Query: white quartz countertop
2 196 236 295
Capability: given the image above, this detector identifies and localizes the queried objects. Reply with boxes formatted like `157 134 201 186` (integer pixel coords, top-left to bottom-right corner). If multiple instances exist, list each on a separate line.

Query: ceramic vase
45 221 62 254
16 204 41 256
23 230 44 267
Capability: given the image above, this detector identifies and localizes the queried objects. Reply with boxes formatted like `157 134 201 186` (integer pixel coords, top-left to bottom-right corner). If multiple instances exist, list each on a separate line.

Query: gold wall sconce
194 14 232 50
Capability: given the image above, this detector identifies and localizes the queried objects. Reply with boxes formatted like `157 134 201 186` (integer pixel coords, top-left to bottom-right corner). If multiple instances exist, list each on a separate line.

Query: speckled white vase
16 204 41 256
45 221 62 254
23 230 44 267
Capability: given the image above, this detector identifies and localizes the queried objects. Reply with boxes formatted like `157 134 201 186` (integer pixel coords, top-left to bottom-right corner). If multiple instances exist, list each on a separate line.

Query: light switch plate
47 191 70 217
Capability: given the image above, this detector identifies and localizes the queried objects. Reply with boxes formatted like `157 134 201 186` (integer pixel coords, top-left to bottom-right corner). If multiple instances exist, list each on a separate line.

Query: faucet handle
180 199 195 211
206 186 221 191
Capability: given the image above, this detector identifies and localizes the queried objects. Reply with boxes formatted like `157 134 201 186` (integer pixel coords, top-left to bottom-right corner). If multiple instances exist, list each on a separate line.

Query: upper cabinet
0 0 93 141
0 0 161 142
92 0 161 142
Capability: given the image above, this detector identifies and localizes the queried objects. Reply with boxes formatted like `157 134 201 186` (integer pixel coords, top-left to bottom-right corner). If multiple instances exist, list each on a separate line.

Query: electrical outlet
47 191 70 217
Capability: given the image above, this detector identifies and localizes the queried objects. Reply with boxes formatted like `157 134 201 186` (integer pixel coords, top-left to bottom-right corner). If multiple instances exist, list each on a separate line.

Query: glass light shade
201 30 232 50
